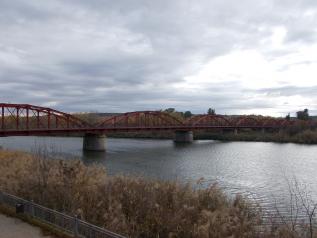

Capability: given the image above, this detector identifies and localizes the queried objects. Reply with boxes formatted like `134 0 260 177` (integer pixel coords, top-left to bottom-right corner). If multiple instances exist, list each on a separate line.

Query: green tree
207 108 215 115
184 111 192 118
296 109 309 120
165 108 175 113
285 113 291 121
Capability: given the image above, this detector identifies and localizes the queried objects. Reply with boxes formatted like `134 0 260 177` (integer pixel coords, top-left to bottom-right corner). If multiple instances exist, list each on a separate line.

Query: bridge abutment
83 133 106 151
174 131 193 143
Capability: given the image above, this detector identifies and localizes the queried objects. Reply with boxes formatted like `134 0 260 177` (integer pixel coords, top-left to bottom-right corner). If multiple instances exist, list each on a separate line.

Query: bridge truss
0 103 312 136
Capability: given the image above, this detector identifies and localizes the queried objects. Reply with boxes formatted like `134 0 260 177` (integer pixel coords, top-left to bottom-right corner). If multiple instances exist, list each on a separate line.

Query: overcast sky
0 0 317 116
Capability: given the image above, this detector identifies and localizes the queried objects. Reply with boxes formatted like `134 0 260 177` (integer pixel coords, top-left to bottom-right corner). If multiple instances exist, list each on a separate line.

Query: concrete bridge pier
83 133 106 151
174 130 193 143
234 128 238 135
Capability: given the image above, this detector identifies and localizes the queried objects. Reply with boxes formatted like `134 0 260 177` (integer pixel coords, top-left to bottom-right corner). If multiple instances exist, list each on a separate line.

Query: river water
1 136 317 216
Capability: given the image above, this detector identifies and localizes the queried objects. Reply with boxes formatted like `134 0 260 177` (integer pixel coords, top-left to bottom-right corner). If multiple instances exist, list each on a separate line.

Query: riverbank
0 149 314 237
196 129 317 144
105 129 317 144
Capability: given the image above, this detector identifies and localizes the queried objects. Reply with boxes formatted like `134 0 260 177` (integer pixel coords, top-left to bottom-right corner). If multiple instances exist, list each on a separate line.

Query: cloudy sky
1 0 317 116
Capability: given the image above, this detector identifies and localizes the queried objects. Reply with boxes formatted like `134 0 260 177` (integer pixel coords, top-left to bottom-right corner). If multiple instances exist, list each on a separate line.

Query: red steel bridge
0 103 313 150
0 103 302 136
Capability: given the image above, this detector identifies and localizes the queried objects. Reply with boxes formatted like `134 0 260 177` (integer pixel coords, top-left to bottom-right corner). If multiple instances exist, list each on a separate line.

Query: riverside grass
0 149 313 238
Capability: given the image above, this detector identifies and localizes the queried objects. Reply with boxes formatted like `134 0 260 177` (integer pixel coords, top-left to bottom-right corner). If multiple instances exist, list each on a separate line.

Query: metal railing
0 191 126 238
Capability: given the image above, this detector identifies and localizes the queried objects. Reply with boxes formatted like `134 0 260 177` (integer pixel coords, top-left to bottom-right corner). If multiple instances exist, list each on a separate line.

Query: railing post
30 200 35 217
0 191 3 203
74 215 79 237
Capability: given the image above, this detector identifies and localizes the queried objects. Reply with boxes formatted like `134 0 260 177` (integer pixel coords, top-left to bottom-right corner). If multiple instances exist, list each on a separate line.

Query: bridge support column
234 128 238 135
261 128 265 134
83 133 106 151
174 131 193 143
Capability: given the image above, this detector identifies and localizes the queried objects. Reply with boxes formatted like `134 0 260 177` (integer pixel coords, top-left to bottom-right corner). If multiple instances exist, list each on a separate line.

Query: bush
294 130 317 144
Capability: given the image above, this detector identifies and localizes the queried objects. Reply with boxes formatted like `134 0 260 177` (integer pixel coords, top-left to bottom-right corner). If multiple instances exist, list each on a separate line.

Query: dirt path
0 213 55 238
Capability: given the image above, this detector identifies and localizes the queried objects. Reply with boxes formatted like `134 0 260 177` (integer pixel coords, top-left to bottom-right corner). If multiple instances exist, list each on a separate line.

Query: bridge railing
0 191 126 238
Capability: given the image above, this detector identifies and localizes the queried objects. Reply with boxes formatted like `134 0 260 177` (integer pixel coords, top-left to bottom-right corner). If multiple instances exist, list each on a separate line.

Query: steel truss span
0 103 313 136
0 103 90 136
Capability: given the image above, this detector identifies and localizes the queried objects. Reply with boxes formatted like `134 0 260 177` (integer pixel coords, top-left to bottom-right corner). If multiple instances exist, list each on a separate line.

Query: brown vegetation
0 149 316 237
197 127 317 144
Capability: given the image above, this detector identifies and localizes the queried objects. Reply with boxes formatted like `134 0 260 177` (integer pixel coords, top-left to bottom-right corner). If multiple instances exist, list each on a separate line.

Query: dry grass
0 149 315 237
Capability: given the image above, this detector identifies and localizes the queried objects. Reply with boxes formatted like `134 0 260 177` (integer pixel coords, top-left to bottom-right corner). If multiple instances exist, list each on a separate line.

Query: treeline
75 108 317 125
199 129 317 144
73 107 217 124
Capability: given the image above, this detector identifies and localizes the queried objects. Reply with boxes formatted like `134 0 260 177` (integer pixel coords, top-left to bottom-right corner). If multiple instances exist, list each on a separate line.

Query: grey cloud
0 0 317 115
252 86 317 97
